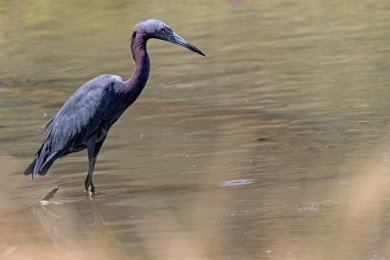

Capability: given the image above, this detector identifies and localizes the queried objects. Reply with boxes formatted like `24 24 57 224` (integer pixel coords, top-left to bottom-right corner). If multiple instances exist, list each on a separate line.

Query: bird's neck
122 32 150 93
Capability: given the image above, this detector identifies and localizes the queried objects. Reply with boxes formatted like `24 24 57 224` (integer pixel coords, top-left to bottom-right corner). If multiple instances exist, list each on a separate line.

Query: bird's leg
85 152 97 194
85 138 105 194
86 140 97 194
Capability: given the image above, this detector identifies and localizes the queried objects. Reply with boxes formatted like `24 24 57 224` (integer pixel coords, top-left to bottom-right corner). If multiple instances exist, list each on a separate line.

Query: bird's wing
45 74 123 153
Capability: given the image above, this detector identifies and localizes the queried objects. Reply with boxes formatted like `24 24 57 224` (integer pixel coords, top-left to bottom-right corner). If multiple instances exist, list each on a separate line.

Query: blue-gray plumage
24 19 205 193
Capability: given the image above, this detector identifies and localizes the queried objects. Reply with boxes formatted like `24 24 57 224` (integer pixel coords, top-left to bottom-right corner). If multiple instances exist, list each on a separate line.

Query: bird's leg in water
85 139 105 194
85 156 96 194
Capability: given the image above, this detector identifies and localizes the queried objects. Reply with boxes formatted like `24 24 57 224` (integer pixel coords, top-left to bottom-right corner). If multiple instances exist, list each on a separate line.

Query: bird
24 19 205 194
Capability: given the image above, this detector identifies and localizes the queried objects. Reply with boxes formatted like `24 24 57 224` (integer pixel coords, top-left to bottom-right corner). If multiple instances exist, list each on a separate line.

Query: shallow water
1 0 390 259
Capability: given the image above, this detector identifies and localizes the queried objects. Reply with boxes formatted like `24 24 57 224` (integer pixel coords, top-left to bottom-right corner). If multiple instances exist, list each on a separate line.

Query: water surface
1 0 390 259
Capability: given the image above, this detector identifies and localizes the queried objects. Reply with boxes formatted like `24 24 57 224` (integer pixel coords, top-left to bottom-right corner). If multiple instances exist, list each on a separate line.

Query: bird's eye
158 27 166 34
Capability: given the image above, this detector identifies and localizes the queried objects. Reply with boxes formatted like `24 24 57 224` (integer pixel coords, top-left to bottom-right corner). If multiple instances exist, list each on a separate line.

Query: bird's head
134 19 205 56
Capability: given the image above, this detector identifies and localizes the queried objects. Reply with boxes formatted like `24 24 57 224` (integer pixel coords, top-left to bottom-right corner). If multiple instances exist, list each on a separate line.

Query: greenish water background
0 0 389 259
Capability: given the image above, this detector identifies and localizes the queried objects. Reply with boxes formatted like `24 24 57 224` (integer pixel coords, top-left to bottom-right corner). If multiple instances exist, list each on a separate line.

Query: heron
24 19 205 194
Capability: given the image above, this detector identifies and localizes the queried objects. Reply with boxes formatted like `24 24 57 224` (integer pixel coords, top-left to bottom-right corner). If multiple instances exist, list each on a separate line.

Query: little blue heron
24 19 205 194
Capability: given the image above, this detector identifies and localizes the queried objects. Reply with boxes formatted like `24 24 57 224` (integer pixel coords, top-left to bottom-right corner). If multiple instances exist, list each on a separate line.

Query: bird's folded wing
44 75 122 152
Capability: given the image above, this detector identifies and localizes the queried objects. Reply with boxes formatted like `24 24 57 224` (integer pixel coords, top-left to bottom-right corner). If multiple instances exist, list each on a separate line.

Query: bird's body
25 19 205 193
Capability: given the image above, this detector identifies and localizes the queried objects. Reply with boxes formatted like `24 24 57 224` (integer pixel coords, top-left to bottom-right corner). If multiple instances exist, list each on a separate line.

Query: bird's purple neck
121 31 150 93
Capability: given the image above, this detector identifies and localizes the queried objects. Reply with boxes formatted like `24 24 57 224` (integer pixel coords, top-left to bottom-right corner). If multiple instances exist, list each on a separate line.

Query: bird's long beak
171 33 206 57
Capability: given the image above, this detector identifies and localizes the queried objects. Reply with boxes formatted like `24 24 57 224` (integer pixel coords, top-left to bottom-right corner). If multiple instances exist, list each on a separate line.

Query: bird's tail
24 158 37 176
24 143 59 178
24 158 55 177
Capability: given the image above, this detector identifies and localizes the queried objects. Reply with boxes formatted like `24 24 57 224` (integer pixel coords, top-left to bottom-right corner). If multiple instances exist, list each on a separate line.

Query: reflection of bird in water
34 190 114 259
24 19 205 194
